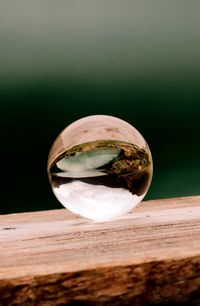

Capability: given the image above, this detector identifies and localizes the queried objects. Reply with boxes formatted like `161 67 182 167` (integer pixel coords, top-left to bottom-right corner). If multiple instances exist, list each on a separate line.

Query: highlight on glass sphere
47 115 153 221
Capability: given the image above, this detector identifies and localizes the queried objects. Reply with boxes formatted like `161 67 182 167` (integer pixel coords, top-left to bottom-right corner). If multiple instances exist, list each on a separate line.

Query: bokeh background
1 1 200 214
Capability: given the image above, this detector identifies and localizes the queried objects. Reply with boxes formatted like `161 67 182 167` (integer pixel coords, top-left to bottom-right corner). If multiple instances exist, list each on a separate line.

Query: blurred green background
1 1 200 214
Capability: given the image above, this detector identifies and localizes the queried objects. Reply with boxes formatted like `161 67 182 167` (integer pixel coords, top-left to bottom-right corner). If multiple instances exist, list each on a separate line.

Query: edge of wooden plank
0 196 200 305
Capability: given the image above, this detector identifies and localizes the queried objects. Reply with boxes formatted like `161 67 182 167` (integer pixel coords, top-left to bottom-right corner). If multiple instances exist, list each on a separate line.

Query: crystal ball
47 115 153 221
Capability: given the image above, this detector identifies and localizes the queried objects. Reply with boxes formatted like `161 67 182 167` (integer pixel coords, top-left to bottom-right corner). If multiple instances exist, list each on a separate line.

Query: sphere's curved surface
48 115 153 221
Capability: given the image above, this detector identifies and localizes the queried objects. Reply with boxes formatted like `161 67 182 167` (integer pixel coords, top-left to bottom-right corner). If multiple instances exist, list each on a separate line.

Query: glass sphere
47 115 153 221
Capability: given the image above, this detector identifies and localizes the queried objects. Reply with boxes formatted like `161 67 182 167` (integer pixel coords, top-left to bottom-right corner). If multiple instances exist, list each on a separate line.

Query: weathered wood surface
0 196 200 305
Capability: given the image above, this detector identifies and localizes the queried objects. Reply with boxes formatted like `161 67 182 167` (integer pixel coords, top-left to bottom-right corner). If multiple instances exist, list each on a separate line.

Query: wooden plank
0 196 200 305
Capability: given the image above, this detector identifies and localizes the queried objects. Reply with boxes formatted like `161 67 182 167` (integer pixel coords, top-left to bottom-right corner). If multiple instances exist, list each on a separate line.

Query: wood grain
0 196 200 305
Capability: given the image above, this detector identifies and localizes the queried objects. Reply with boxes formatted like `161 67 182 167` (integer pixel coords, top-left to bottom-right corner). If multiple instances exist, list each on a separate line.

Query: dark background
1 1 200 214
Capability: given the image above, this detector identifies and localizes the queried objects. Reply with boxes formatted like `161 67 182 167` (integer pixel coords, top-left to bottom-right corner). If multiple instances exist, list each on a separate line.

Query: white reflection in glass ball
48 115 153 221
